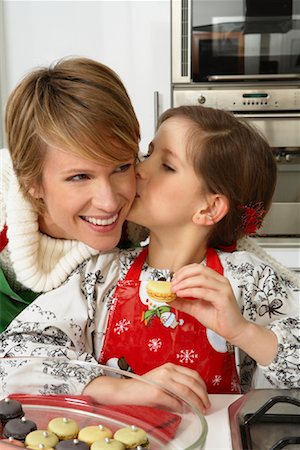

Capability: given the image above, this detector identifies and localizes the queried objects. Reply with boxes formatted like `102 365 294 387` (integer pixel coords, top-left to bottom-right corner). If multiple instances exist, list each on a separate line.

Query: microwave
172 0 300 84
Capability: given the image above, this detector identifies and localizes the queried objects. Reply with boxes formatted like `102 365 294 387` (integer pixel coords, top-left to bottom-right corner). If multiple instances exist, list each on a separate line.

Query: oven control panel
173 87 300 111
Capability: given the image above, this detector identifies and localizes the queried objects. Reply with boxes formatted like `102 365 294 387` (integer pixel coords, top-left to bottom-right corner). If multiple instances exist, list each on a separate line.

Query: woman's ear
192 194 229 226
28 184 43 200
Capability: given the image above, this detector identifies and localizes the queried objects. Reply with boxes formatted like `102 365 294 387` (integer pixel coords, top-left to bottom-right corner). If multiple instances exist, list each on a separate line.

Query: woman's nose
91 181 119 211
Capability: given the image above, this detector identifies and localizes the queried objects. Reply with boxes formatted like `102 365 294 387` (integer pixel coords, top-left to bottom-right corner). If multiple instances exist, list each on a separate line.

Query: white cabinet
2 0 171 153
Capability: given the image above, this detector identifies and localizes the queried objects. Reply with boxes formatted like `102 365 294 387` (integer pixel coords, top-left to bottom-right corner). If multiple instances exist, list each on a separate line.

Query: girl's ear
192 194 229 226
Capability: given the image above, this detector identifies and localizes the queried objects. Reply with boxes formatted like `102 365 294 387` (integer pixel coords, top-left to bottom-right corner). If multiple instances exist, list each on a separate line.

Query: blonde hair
5 56 140 212
158 106 277 248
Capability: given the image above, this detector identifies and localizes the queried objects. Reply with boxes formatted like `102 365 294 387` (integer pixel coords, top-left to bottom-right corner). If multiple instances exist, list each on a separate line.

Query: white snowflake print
212 374 222 385
148 338 162 352
114 319 131 335
176 349 198 364
231 379 240 392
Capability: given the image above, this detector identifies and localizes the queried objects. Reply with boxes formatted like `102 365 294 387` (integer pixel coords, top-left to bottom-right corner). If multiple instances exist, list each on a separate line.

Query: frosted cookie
78 425 113 445
146 280 176 303
113 426 150 449
47 417 79 440
55 439 89 450
3 417 37 441
91 438 125 450
26 445 54 450
0 398 24 424
25 430 59 448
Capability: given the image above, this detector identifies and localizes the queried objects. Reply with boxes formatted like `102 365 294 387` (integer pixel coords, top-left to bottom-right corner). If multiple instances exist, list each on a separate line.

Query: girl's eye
162 163 175 172
144 145 154 159
67 174 89 181
115 163 133 173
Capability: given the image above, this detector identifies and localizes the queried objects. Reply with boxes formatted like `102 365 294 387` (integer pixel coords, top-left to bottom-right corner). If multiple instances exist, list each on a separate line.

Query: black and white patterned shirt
0 247 299 396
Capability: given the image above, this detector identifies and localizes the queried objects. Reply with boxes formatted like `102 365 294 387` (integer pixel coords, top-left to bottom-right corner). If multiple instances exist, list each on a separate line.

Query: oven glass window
192 0 300 81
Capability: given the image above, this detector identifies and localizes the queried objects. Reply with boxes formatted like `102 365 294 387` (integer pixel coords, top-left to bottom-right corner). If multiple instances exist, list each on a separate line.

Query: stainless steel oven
171 0 300 237
228 389 300 450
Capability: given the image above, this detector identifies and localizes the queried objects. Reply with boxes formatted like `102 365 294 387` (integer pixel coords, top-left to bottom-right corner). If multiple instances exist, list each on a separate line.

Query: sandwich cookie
48 417 79 440
146 281 176 303
113 426 150 449
55 439 89 450
91 438 125 450
3 417 37 441
78 425 113 445
25 430 59 448
0 398 24 425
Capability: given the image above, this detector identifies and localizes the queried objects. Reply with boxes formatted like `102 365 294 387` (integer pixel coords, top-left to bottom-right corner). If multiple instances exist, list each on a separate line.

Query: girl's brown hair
158 105 277 248
5 56 140 212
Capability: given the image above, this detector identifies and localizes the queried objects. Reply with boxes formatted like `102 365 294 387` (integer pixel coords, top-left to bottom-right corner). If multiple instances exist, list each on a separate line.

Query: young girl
0 106 298 412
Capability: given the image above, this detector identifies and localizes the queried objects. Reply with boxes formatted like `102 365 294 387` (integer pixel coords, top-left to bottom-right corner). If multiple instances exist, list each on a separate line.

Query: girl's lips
81 213 118 226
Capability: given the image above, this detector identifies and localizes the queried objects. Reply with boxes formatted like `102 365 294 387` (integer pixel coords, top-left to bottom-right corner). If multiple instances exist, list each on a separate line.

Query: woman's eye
115 163 133 173
67 174 89 181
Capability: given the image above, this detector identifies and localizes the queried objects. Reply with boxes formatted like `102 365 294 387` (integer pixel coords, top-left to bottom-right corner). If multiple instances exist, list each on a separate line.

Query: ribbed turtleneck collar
3 149 99 292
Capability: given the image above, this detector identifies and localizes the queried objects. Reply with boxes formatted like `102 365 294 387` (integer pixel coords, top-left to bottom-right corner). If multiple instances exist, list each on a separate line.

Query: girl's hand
171 264 248 344
84 362 210 414
141 362 210 413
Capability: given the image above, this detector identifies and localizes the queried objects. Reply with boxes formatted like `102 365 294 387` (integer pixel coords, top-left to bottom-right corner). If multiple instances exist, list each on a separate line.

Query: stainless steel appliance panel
172 0 300 84
173 87 300 147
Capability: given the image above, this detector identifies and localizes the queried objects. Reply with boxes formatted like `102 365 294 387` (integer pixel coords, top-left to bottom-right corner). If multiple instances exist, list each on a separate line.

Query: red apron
100 247 241 393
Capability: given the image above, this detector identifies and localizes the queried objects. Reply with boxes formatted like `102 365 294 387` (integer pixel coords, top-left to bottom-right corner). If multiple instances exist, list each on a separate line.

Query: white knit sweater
0 148 98 293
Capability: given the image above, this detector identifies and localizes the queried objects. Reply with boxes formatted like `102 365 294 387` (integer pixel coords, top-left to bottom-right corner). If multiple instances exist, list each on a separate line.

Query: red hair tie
238 203 266 235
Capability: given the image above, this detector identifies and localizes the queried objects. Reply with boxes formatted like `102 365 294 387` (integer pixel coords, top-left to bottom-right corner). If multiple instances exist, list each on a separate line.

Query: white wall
0 1 7 147
1 0 171 152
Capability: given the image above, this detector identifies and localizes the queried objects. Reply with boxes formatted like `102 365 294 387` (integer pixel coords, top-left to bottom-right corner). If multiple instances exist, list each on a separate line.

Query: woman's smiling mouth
81 213 118 226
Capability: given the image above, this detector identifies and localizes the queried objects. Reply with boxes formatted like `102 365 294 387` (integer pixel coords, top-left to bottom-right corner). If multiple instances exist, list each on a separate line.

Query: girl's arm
171 256 300 387
84 363 210 413
171 264 278 364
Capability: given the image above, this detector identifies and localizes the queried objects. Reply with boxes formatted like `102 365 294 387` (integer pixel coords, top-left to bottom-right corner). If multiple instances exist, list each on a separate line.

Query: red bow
238 203 266 235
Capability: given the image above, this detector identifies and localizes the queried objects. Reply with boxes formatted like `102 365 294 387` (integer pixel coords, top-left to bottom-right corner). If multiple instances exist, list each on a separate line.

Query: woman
0 56 140 332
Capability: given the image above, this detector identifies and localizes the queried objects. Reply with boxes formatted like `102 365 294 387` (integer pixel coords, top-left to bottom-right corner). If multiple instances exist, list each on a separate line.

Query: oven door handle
235 112 300 119
208 74 300 81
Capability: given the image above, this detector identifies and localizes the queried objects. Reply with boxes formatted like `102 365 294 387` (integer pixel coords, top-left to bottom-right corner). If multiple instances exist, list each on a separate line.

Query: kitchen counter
205 394 242 450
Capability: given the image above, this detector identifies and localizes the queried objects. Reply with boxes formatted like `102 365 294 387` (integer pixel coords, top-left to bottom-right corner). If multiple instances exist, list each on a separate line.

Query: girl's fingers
172 268 226 294
173 264 220 283
143 363 210 413
169 372 210 409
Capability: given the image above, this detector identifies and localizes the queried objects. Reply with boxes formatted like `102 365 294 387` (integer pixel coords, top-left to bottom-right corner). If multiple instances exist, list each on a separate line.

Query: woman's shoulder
219 249 267 277
0 149 12 232
0 148 14 174
82 246 143 278
219 248 299 291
